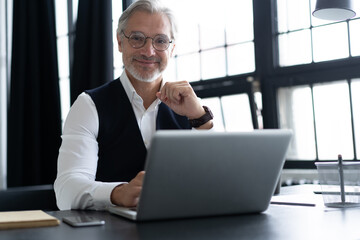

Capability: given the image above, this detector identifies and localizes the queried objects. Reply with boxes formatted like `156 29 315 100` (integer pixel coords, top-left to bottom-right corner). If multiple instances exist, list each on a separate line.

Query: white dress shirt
54 71 162 210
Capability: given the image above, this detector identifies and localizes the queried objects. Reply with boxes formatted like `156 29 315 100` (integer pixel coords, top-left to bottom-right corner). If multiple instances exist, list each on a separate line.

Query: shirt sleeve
54 93 125 210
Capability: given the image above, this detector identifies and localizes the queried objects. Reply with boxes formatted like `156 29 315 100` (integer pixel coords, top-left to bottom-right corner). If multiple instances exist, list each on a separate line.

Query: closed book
0 210 60 230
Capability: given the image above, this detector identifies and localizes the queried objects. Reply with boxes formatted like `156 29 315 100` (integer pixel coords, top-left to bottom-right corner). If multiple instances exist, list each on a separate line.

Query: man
54 0 213 210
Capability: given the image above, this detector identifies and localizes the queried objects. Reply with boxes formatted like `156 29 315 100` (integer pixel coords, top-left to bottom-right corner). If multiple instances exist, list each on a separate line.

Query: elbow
54 177 72 210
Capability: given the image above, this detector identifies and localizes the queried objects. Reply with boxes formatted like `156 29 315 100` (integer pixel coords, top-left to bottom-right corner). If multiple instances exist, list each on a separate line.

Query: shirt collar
119 71 163 110
120 71 137 103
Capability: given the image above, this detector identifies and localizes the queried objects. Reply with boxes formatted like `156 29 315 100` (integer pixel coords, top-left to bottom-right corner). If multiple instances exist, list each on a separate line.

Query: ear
117 33 123 53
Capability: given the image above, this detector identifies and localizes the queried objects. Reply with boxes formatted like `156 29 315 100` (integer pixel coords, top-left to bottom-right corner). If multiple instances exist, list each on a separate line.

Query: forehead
126 11 172 36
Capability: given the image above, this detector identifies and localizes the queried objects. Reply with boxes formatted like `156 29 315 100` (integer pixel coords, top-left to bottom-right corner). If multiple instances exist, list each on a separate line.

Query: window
350 19 360 56
56 0 122 124
160 0 258 131
163 0 255 82
277 0 360 66
112 1 123 78
201 93 258 132
0 0 11 189
55 0 77 124
278 80 359 161
275 0 360 166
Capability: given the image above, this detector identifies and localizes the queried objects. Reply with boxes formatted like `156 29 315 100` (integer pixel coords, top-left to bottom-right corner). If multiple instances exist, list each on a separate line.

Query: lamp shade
313 0 356 21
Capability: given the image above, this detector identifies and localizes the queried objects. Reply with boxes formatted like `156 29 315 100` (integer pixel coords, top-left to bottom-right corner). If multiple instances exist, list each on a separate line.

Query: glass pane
313 81 354 160
163 0 202 55
113 18 123 78
351 79 360 160
201 97 225 132
72 0 79 23
112 0 122 22
201 48 226 80
112 0 123 79
277 0 288 33
349 19 360 57
277 0 311 33
199 21 225 50
113 45 123 78
55 0 68 36
112 19 119 53
221 94 253 131
278 29 312 66
227 42 255 75
278 86 316 160
59 77 70 124
225 0 253 44
197 1 226 50
163 57 177 82
114 67 123 80
57 36 70 78
312 23 349 62
176 23 200 55
163 0 254 80
177 53 201 82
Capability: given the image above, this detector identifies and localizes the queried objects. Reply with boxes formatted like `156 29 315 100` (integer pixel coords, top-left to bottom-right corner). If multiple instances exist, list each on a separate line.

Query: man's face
117 11 175 83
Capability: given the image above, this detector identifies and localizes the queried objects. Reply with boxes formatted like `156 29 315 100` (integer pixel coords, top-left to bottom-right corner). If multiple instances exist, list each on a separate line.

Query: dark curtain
8 0 62 187
70 0 113 104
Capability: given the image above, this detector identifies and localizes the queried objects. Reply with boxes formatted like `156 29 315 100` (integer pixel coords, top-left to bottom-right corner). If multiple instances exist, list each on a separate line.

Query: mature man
54 0 213 210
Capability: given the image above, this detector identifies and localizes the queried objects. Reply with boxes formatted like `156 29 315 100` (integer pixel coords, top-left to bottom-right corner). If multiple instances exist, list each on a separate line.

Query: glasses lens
129 32 146 48
153 35 170 51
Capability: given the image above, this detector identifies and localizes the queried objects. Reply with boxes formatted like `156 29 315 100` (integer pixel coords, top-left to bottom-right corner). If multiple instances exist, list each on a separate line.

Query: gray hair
117 0 178 41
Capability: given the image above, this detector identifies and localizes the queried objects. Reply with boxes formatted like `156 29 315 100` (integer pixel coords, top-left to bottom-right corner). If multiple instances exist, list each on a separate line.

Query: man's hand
110 171 145 207
156 81 205 119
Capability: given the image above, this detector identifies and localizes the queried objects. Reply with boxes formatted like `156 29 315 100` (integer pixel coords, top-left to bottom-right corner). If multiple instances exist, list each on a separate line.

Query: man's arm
156 81 213 129
54 93 124 210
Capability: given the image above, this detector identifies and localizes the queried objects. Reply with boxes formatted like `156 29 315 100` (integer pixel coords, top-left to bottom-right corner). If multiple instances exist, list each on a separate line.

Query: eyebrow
129 31 170 38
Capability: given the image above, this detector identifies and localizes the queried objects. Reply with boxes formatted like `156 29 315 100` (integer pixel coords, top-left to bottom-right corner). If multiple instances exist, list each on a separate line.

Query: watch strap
188 106 214 128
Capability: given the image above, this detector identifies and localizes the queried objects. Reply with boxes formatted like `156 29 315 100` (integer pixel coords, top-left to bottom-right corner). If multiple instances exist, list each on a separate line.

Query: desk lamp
313 0 356 20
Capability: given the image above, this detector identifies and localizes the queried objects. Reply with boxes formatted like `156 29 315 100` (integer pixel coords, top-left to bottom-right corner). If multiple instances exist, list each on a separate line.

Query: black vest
85 79 191 182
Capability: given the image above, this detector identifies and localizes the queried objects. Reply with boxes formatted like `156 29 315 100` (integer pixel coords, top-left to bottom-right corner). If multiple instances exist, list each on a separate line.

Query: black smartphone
62 216 105 227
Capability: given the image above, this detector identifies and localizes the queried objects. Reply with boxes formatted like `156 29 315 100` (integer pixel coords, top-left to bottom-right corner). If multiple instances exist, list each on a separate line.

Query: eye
130 33 145 42
155 35 169 45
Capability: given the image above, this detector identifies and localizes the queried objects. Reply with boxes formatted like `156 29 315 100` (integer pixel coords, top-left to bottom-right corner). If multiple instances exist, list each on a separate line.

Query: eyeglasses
121 31 173 51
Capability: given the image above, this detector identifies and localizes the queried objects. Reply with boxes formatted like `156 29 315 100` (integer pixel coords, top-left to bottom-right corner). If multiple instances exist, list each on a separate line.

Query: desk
1 185 360 240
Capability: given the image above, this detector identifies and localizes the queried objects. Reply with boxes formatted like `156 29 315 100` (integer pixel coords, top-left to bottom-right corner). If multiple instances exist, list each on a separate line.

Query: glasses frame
121 31 173 52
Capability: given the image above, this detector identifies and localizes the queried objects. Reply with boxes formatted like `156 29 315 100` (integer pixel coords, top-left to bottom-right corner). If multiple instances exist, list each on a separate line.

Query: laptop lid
109 129 292 221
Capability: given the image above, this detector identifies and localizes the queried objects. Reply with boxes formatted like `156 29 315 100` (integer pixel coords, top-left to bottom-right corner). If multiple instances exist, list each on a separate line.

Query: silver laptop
108 129 292 221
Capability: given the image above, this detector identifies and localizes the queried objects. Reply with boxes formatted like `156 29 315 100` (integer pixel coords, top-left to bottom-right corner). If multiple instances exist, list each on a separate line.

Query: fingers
156 81 205 118
131 171 145 186
157 81 193 105
111 171 145 207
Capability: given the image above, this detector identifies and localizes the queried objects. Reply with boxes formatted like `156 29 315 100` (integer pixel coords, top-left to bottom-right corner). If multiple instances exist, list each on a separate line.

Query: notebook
0 210 60 230
108 129 292 221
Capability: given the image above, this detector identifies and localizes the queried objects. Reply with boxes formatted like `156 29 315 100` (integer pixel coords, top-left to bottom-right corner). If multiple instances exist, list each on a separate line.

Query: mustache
133 55 161 63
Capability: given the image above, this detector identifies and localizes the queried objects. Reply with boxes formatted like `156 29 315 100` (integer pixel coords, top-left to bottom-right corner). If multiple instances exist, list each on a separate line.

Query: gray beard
127 59 163 83
128 67 162 83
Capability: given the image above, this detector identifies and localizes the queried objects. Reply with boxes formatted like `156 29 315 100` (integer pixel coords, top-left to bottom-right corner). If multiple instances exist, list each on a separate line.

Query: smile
133 56 161 65
135 59 158 65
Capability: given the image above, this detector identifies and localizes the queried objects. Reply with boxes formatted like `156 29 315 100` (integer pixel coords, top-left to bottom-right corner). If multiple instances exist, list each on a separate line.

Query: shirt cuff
92 182 126 210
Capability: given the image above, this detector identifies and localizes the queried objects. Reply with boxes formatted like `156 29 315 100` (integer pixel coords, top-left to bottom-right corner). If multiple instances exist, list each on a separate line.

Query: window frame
259 0 360 168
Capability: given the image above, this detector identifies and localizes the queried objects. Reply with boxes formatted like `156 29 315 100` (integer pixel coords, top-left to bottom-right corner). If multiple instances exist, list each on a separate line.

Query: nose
140 38 156 57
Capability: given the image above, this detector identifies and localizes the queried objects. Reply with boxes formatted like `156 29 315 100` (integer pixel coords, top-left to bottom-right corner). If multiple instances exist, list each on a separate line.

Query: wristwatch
189 106 214 128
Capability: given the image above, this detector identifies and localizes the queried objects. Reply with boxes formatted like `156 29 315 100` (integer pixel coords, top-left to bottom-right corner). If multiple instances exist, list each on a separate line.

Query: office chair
0 184 58 211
